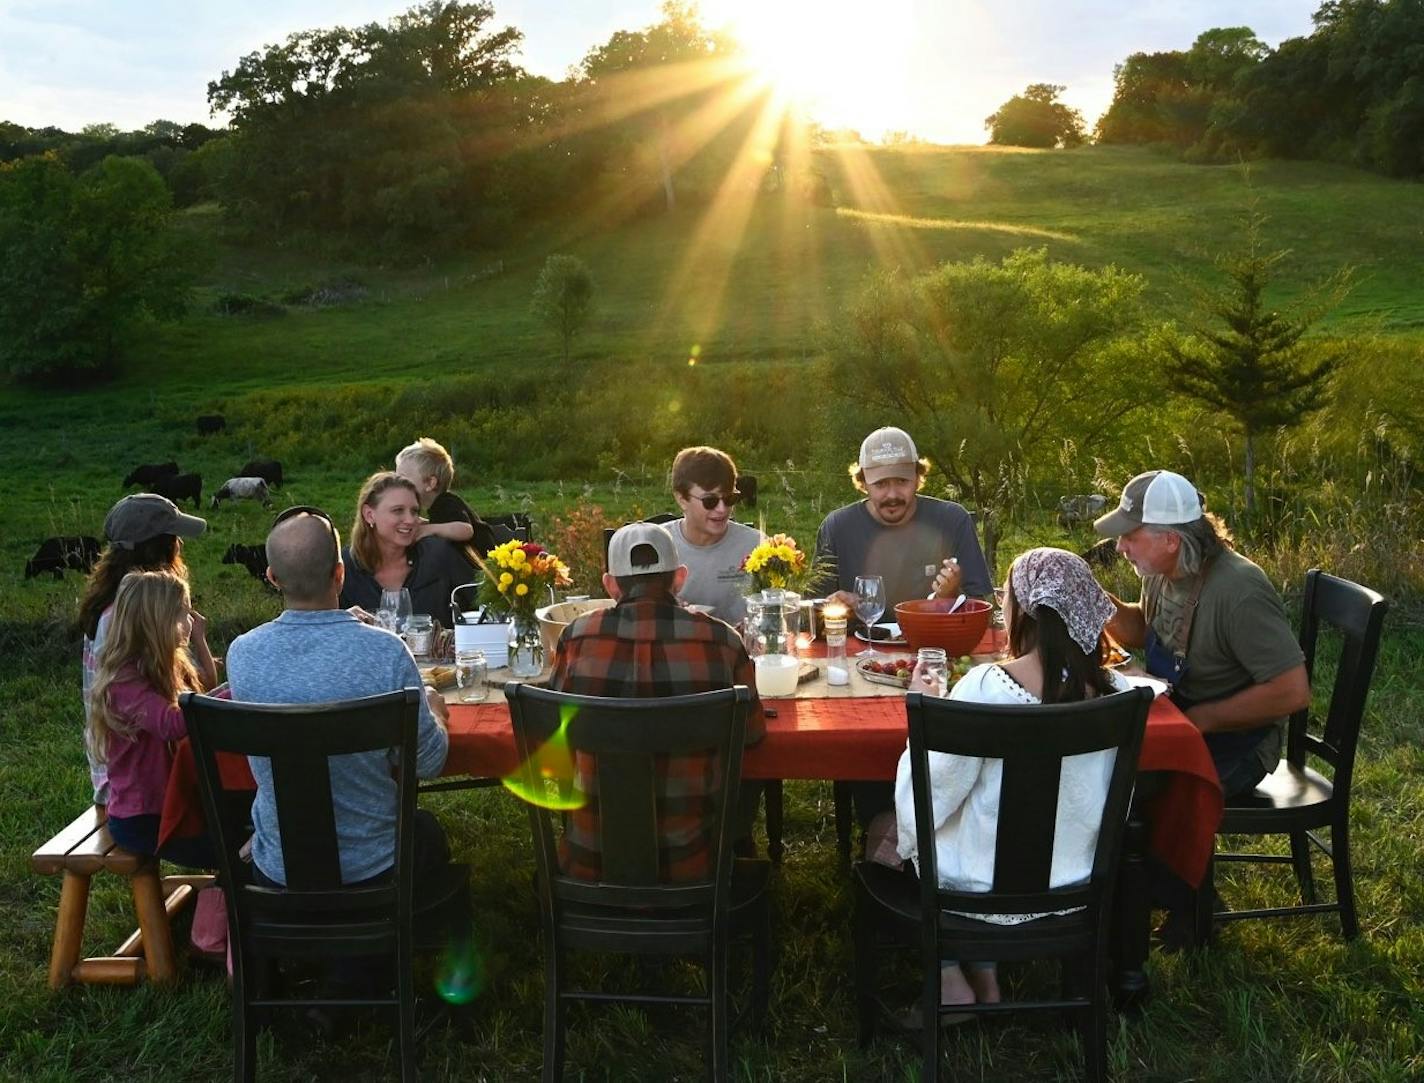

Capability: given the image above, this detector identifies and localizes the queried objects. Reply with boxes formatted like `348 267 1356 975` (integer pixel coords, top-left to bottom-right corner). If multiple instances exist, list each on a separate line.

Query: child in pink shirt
88 570 218 867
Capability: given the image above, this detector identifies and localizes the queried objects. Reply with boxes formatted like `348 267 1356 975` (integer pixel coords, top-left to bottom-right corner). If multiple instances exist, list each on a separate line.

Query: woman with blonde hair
338 471 471 624
88 570 218 867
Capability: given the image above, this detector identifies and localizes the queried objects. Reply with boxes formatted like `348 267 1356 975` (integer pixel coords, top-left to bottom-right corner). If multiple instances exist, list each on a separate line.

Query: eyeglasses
270 505 340 570
691 491 741 511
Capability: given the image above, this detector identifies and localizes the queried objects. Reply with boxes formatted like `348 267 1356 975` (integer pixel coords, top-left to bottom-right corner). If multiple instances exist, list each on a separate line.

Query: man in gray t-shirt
667 446 764 625
225 510 450 887
813 426 993 614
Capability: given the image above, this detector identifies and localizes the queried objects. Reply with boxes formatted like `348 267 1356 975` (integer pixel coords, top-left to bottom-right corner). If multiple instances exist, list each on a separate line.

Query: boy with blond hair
394 437 488 551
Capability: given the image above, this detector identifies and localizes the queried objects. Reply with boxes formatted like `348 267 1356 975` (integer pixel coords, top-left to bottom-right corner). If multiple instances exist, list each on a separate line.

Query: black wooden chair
505 682 771 1083
183 688 469 1082
1209 569 1388 940
854 687 1152 1082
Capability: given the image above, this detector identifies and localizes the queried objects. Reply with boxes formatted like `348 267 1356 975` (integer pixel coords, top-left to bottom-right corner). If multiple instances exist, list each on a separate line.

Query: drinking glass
378 588 413 633
853 575 886 659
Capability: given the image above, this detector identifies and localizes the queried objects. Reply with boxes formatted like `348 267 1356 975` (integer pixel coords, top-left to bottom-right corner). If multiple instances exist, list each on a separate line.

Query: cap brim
171 511 208 538
862 463 917 484
1092 508 1138 537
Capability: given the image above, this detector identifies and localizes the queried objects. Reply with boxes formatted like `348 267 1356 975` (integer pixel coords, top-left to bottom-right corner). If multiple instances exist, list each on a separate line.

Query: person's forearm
1187 665 1311 734
419 520 474 543
1105 593 1146 650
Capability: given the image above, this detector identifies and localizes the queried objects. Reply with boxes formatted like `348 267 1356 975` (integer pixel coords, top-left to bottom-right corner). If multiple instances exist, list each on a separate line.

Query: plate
856 655 915 689
854 622 906 646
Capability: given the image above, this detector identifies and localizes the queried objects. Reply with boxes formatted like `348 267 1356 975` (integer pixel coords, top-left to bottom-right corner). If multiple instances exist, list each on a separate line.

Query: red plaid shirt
546 592 765 882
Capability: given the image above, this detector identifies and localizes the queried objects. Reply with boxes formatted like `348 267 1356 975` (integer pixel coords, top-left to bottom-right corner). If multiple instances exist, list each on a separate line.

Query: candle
822 603 849 685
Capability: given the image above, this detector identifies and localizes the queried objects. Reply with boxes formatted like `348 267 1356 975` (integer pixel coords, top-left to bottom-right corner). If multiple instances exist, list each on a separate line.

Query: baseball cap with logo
607 521 681 577
858 426 920 484
1093 470 1203 537
104 494 208 550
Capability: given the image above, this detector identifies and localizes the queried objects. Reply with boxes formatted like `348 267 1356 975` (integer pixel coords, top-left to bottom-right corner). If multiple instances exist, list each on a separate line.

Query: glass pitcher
744 589 802 698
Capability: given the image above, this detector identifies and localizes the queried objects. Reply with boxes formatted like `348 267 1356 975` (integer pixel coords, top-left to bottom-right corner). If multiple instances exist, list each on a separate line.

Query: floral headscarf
1009 546 1116 656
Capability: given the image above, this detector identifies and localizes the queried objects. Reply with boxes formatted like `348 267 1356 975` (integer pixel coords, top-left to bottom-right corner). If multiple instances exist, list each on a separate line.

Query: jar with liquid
403 613 435 661
916 647 949 698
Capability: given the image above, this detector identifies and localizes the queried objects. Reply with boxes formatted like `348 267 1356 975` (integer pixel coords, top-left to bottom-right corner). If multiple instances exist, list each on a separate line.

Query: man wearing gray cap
813 426 992 615
547 522 765 878
1094 469 1309 948
79 494 210 804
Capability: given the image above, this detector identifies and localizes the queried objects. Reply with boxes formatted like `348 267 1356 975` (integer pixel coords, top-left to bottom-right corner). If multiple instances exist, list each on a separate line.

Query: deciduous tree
531 255 595 363
984 84 1086 149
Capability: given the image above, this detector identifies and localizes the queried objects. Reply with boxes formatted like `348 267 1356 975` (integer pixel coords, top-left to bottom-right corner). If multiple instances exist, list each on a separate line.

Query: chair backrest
181 689 421 939
1289 569 1389 784
505 683 751 916
903 687 1152 921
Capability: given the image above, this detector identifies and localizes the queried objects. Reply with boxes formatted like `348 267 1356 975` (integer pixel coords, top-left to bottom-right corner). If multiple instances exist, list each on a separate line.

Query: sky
0 1 1322 144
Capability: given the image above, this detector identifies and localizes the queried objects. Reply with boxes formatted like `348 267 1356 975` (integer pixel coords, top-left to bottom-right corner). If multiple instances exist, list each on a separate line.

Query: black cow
122 461 179 489
238 458 283 488
196 414 226 436
26 535 102 580
1080 537 1120 568
222 543 273 589
152 472 203 509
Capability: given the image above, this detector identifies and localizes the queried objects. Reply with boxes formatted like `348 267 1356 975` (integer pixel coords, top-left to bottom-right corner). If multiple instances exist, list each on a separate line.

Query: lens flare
502 703 588 810
435 939 485 1005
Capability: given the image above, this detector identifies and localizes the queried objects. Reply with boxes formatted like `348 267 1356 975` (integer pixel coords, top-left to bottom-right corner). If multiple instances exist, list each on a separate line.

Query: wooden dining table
161 628 1222 1007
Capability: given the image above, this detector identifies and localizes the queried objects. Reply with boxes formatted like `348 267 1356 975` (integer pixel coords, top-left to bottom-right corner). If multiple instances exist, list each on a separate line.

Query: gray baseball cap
104 494 207 550
1093 470 1203 537
859 426 920 484
607 522 680 577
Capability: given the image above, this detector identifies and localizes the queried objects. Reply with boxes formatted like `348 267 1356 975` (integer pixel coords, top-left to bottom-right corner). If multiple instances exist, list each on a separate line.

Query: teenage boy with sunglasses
668 446 764 625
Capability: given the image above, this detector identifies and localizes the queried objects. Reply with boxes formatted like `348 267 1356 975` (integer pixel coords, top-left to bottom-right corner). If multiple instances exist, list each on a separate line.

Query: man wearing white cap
1094 469 1308 797
1095 469 1308 947
548 522 765 877
813 426 993 614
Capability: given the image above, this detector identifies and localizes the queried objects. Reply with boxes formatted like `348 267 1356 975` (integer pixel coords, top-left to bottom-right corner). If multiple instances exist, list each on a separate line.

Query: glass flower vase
506 611 544 678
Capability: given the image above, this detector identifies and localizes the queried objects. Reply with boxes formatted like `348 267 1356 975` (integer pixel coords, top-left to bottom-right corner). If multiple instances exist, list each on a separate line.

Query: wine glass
378 587 413 633
853 575 886 659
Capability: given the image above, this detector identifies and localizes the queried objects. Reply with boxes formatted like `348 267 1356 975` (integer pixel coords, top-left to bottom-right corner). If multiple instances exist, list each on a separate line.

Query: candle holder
823 602 849 686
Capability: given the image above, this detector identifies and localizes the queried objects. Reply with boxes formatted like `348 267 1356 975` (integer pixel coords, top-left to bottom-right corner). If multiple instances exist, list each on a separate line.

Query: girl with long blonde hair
88 570 218 867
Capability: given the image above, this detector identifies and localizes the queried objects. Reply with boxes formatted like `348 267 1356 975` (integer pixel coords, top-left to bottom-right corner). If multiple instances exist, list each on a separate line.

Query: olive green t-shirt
1142 548 1304 773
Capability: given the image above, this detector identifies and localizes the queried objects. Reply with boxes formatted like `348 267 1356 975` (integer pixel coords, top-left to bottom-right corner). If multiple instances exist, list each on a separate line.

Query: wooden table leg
48 870 92 990
764 781 784 866
833 782 854 863
130 866 179 984
1113 809 1152 1011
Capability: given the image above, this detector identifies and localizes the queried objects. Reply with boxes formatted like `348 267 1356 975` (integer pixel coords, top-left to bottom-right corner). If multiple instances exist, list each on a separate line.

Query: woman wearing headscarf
891 546 1133 1010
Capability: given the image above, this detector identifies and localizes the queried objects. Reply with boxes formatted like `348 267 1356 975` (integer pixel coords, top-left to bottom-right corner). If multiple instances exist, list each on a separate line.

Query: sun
706 0 915 138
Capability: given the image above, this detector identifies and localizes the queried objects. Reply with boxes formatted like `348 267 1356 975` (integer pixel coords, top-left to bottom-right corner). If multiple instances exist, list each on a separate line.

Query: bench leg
131 866 179 985
48 870 93 990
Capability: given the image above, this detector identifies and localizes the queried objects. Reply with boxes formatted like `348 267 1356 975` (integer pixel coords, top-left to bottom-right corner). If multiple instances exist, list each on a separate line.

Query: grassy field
2 144 1423 1080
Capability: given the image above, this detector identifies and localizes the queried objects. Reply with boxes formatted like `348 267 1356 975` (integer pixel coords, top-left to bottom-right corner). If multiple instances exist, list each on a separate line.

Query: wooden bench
32 807 213 989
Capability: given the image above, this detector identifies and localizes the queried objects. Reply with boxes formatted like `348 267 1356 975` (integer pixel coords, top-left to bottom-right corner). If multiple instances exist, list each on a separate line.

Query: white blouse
893 664 1129 923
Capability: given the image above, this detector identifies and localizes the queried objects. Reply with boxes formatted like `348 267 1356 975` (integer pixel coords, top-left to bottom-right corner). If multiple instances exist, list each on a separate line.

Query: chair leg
1083 952 1108 1083
231 947 257 1083
751 901 771 1028
47 870 92 990
852 885 878 1047
1332 819 1359 941
397 944 417 1082
709 936 729 1083
834 782 854 864
1289 830 1317 905
542 943 566 1083
920 957 939 1083
130 864 179 984
764 780 784 866
1193 856 1217 947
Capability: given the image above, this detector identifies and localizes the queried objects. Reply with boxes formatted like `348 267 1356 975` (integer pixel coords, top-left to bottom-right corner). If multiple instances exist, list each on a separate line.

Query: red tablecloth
444 693 1223 887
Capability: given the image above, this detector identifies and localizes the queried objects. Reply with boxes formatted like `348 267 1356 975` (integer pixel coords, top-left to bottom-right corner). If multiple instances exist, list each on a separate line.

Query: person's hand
930 558 962 599
909 660 944 696
189 607 210 643
412 520 434 542
347 605 377 625
828 589 858 612
425 685 449 726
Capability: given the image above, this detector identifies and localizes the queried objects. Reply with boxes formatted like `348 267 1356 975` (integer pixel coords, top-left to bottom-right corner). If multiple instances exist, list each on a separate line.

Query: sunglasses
691 491 741 511
270 505 340 569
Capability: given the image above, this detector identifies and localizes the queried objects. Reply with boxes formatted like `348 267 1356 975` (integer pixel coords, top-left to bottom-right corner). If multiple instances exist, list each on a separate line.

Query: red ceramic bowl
893 598 993 657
